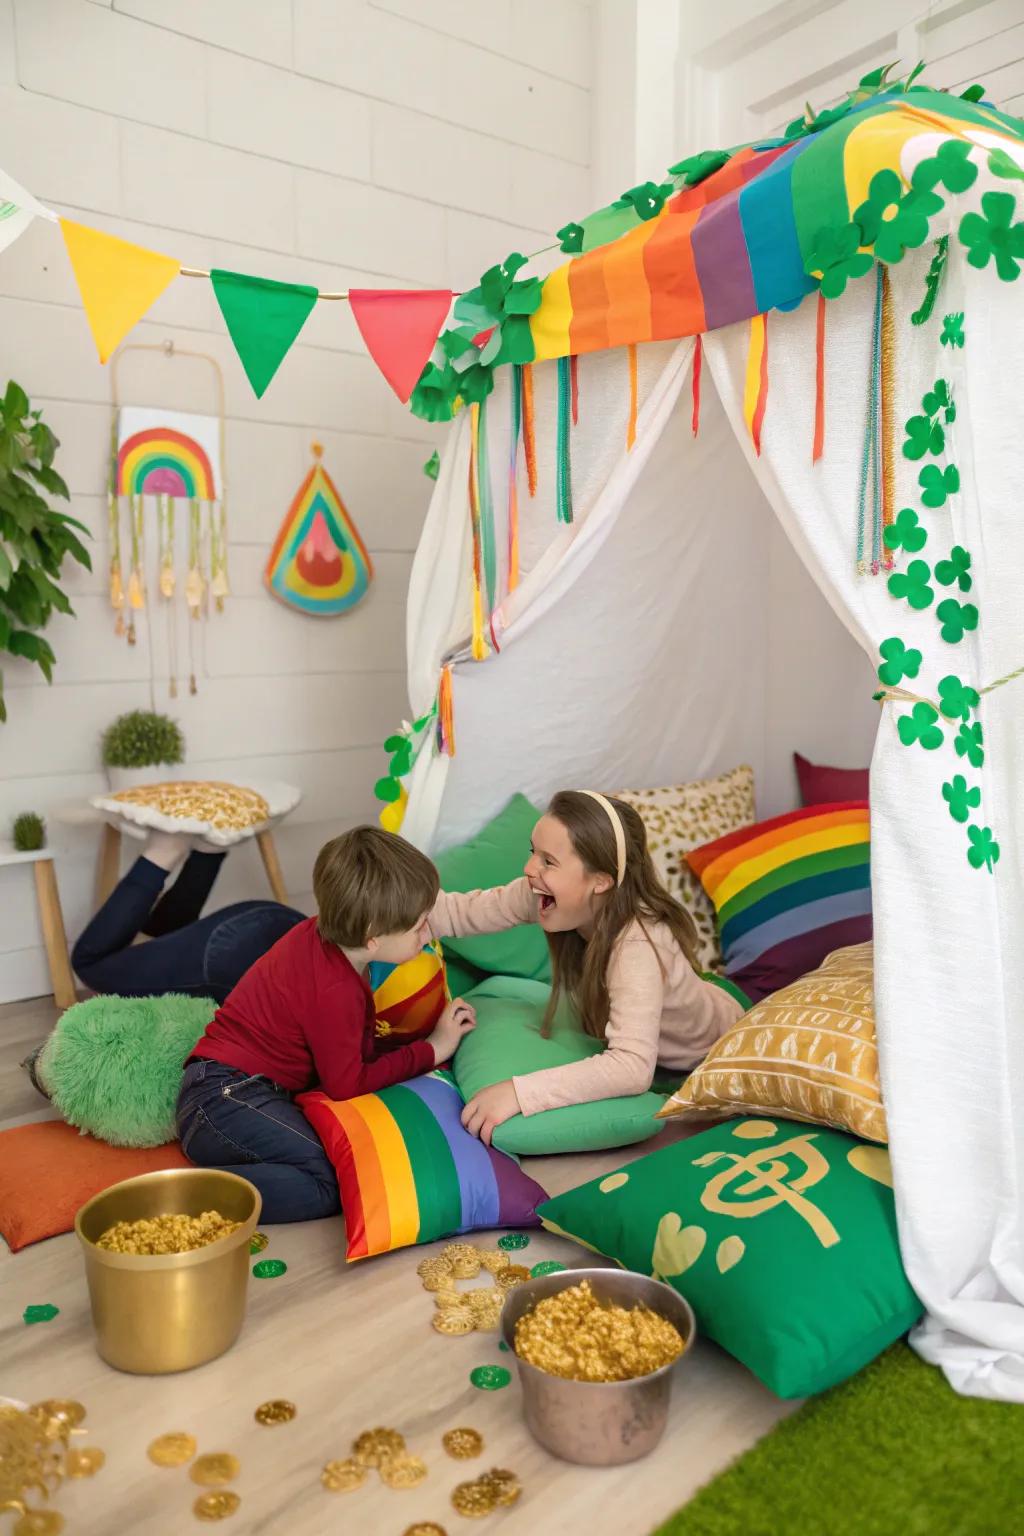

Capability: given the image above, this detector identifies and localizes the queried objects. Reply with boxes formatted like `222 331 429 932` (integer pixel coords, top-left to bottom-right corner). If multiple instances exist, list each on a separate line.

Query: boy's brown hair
313 826 439 949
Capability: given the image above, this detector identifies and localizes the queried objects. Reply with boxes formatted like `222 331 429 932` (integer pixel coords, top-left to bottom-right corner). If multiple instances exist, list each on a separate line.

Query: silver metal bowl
500 1266 696 1465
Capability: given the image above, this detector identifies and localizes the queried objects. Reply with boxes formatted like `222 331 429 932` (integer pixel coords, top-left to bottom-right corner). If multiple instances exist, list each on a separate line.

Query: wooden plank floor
0 996 792 1535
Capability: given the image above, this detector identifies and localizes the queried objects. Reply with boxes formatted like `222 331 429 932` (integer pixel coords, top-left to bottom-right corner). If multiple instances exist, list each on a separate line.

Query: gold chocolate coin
496 1264 530 1290
14 1513 65 1536
193 1490 241 1521
433 1288 462 1309
321 1457 368 1492
30 1400 86 1429
66 1446 106 1477
148 1431 197 1467
254 1400 296 1426
403 1525 448 1536
475 1249 510 1274
481 1468 521 1507
352 1427 406 1467
451 1479 496 1518
190 1453 240 1487
419 1268 454 1293
442 1427 484 1460
432 1309 475 1336
380 1453 428 1489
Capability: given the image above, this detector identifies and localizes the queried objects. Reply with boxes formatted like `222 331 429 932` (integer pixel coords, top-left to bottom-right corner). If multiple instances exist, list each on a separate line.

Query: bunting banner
211 268 318 398
0 168 56 256
348 288 453 403
61 219 180 364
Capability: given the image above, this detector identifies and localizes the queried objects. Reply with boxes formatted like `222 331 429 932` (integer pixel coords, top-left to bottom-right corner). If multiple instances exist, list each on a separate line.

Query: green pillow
434 794 550 983
443 953 485 1000
537 1118 922 1398
454 975 666 1155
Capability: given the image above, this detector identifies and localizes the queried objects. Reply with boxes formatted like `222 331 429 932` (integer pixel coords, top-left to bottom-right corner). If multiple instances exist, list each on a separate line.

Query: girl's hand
461 1080 521 1146
426 999 476 1066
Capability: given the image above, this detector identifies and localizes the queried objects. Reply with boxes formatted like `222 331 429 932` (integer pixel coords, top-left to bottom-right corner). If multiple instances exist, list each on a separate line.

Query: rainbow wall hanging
264 444 373 617
110 404 227 694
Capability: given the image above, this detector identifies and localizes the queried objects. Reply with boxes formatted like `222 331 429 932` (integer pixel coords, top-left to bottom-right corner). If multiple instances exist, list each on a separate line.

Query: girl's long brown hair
542 791 701 1040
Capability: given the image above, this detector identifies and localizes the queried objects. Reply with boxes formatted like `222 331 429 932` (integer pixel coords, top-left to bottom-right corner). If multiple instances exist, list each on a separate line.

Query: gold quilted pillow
615 765 755 972
657 942 885 1143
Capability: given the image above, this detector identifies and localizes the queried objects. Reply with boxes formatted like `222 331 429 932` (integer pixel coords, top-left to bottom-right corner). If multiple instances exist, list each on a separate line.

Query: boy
176 827 476 1224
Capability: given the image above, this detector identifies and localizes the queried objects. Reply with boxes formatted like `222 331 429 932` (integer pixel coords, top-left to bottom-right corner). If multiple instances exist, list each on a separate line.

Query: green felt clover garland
876 318 999 874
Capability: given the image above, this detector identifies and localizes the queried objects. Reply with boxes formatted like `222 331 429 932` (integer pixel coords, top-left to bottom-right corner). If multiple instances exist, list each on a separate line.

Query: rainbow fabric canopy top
411 82 1024 421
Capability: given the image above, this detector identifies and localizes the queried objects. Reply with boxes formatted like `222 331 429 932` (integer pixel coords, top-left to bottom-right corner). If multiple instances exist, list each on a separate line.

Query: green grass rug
655 1345 1024 1536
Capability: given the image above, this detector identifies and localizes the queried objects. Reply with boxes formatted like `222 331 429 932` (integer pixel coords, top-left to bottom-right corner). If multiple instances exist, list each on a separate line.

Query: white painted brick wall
0 0 592 1001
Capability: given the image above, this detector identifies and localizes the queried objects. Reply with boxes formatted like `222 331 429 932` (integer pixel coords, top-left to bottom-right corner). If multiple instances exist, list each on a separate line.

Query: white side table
0 846 77 1010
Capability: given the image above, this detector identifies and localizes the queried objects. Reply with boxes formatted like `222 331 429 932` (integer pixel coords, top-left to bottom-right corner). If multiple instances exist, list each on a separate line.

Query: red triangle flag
349 289 453 403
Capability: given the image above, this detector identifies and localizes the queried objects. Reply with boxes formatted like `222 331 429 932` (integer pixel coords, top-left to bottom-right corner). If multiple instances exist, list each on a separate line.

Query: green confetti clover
668 149 730 186
497 1232 530 1251
940 313 965 348
854 169 943 265
942 775 981 825
922 380 956 424
883 508 927 553
936 598 979 644
935 546 972 593
903 414 945 461
955 721 985 768
556 221 585 254
612 181 675 220
23 1303 60 1325
914 141 979 196
959 191 1024 281
887 559 934 611
897 702 943 751
919 463 960 508
530 1261 567 1278
967 825 1000 872
806 223 873 299
877 637 922 686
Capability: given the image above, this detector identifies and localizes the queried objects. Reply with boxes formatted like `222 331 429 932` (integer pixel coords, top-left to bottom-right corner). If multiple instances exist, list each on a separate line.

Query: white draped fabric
401 183 1024 1399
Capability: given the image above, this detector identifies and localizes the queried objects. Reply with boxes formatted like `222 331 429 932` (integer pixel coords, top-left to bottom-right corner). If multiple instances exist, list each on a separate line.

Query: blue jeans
72 854 304 1002
176 1059 340 1224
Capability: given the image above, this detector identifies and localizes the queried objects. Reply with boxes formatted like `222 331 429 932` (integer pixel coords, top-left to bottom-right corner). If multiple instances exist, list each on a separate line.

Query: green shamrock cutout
922 380 956 424
967 825 1000 872
955 721 984 768
897 702 943 751
988 148 1024 184
806 223 873 298
960 84 986 103
935 545 972 592
884 508 927 553
937 674 980 722
668 149 730 186
557 222 585 254
887 559 934 611
422 450 440 481
480 253 528 313
877 637 922 686
374 776 402 804
919 463 960 508
913 141 978 195
942 775 981 824
936 598 979 644
854 170 942 264
940 313 965 348
959 191 1024 281
902 415 944 460
612 181 674 220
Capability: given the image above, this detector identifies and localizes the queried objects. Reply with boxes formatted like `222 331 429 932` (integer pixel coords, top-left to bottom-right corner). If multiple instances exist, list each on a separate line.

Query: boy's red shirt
190 917 435 1099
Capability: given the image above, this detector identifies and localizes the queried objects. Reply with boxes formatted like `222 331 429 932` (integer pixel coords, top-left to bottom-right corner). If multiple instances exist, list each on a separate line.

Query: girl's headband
579 791 626 887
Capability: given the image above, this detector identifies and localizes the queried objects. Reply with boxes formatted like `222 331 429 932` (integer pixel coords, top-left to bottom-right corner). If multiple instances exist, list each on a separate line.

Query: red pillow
794 752 869 807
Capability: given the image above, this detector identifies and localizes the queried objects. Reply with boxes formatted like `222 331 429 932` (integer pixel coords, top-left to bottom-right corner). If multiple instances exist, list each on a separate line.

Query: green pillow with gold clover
536 1117 922 1398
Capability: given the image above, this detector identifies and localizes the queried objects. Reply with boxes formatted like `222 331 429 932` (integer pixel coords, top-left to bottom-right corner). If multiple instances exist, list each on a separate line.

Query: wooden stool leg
33 858 77 1011
256 829 289 904
95 822 122 908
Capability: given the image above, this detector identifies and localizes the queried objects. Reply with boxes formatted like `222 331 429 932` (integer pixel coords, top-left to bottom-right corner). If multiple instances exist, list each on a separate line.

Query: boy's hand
427 998 477 1066
461 1080 521 1146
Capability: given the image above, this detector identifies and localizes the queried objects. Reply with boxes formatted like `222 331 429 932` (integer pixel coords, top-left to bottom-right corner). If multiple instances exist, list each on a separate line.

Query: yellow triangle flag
61 219 181 363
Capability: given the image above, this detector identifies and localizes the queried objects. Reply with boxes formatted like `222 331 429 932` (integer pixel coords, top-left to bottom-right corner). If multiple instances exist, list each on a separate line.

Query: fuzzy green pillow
537 1117 922 1398
39 994 216 1148
434 794 551 984
454 976 666 1155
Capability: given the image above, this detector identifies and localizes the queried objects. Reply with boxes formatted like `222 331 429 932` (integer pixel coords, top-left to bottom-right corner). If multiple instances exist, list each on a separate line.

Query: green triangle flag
211 268 318 398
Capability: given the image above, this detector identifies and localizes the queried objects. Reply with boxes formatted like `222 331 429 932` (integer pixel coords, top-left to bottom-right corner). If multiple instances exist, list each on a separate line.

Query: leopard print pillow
614 765 756 973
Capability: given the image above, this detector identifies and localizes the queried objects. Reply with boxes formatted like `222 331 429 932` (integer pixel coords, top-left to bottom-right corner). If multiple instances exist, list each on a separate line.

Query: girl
429 790 745 1145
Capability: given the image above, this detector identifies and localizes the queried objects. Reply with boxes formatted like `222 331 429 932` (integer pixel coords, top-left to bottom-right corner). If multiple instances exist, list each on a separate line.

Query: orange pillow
0 1119 189 1253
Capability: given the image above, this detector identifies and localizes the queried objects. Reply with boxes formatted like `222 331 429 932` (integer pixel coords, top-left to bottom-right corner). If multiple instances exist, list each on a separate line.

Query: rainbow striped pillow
299 1071 546 1262
686 802 871 1002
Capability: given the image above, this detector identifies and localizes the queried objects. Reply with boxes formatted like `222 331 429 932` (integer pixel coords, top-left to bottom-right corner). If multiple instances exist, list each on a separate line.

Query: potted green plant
101 710 186 791
12 811 46 851
0 379 91 722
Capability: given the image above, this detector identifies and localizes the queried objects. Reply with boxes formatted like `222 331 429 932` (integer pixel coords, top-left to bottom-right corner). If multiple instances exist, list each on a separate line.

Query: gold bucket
75 1168 261 1374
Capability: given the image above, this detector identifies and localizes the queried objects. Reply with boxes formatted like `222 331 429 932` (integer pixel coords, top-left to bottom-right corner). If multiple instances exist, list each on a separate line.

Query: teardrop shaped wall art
264 443 373 616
